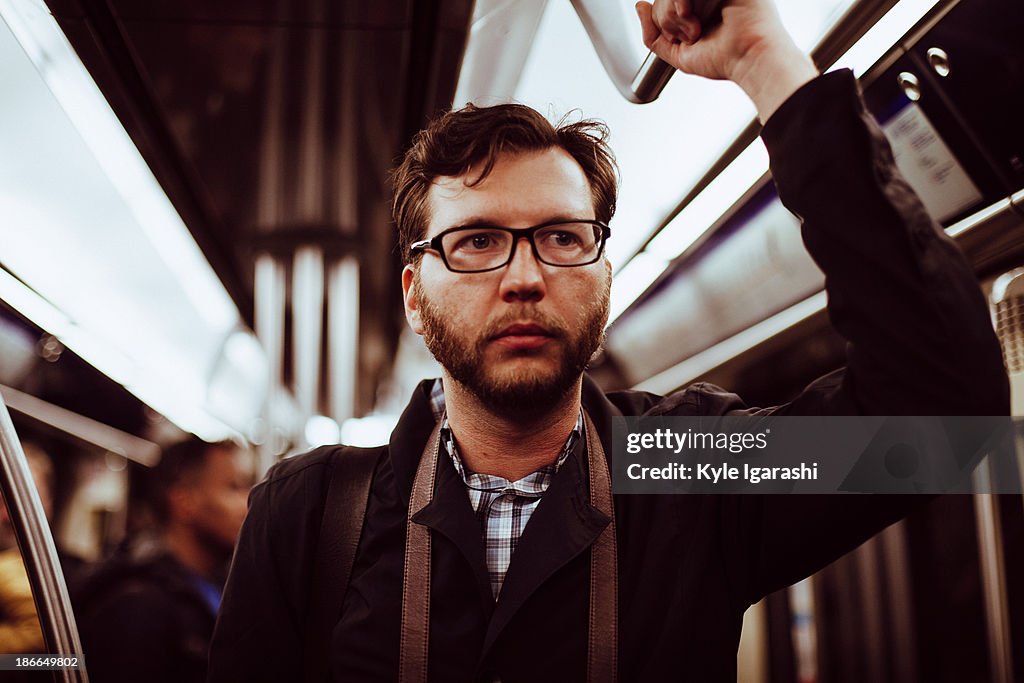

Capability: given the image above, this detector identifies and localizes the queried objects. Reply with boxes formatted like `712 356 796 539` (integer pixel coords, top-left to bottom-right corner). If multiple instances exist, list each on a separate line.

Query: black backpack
302 445 383 683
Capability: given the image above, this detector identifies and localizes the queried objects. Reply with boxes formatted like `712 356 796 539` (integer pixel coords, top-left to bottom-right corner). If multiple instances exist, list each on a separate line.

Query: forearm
730 39 817 123
761 71 1008 416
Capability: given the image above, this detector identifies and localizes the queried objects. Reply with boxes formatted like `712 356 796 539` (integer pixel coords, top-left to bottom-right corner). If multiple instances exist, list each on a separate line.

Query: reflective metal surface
0 393 87 682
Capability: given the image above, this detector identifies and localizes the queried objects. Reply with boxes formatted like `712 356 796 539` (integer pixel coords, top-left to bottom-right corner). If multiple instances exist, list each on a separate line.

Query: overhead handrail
0 385 160 467
570 0 725 103
0 393 88 682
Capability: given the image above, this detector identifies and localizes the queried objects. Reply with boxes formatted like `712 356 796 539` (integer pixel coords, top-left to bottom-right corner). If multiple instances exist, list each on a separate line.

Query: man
209 0 1009 680
76 438 251 683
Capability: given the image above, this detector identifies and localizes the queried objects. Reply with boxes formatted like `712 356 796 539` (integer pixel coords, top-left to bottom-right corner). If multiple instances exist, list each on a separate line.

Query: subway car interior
1 0 1023 680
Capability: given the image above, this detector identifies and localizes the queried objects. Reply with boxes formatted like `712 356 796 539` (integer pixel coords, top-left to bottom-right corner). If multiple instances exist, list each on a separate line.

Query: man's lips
490 323 555 350
493 323 552 338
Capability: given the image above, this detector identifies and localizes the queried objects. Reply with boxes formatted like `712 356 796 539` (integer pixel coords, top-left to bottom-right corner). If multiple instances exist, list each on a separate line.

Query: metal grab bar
0 393 88 682
569 0 725 103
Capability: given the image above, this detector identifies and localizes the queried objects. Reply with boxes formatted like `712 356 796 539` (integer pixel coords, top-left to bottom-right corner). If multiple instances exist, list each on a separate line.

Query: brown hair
391 103 618 264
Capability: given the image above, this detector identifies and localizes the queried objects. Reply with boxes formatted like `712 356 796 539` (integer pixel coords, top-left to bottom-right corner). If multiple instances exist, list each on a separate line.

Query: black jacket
208 71 1009 682
76 545 219 683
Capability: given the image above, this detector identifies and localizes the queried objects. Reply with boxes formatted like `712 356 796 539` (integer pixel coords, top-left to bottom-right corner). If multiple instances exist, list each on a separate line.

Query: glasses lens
441 228 514 271
535 222 601 265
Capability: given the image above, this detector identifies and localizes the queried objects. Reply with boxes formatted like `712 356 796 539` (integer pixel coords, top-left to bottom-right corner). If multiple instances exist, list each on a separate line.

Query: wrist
731 40 818 122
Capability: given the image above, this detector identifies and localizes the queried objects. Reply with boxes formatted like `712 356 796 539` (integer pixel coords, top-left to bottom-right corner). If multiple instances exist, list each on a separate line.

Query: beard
415 270 609 421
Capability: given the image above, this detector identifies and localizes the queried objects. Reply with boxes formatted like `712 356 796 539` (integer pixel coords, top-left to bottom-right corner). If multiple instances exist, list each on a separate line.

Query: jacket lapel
477 435 612 660
388 375 625 664
581 374 619 463
410 444 495 612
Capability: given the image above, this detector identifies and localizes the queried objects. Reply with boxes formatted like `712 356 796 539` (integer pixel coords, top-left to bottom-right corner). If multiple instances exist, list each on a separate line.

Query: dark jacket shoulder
259 444 339 486
603 381 748 417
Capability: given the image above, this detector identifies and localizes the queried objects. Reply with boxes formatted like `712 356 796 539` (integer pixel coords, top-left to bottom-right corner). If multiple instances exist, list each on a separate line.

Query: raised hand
636 0 818 121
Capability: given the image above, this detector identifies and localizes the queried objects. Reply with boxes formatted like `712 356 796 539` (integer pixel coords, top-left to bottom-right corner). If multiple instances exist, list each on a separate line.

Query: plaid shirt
429 379 582 599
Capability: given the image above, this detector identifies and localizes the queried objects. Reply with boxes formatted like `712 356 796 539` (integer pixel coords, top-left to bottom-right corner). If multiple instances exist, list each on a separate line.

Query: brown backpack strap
584 412 618 683
399 422 442 683
304 445 384 683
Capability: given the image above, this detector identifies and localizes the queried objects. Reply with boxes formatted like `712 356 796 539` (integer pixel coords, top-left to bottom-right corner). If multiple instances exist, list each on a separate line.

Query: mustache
479 308 568 343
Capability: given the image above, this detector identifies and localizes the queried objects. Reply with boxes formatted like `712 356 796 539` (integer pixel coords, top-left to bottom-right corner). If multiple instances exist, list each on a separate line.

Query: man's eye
452 231 503 252
545 231 583 248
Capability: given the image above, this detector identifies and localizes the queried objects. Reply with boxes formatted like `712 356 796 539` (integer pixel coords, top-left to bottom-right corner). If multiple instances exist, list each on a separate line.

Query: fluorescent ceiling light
831 0 942 76
606 140 768 325
0 273 134 389
0 3 267 440
0 0 236 330
0 269 73 343
607 252 670 323
0 5 272 440
0 269 237 442
645 140 769 258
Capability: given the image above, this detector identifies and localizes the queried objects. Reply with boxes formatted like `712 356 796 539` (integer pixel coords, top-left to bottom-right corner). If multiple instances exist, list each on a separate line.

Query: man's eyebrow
448 215 589 230
448 218 504 230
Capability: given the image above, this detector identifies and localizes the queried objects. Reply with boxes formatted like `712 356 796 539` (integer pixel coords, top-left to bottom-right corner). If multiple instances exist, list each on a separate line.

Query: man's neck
442 375 583 482
163 526 221 581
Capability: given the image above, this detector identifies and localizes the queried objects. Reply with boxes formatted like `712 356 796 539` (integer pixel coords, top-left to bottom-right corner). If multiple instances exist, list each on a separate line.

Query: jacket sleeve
207 456 326 683
719 70 1009 606
760 69 1008 418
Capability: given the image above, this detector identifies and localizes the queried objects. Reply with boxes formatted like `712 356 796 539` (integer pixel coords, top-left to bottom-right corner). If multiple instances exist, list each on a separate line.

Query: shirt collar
429 379 582 493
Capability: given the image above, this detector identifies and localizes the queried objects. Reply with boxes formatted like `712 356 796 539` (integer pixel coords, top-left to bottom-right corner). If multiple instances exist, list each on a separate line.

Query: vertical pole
293 246 325 426
0 395 86 682
328 257 359 424
973 463 1014 683
254 255 286 474
255 5 289 470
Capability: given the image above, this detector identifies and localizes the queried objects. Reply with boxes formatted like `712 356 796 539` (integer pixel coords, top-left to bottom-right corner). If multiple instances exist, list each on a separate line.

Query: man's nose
498 237 546 303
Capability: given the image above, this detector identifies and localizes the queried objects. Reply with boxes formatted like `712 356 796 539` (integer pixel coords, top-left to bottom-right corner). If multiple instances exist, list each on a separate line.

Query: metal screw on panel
927 47 951 77
898 72 922 101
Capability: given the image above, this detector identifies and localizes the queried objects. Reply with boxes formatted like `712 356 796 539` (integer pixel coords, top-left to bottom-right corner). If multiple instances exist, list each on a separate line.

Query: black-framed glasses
408 220 611 273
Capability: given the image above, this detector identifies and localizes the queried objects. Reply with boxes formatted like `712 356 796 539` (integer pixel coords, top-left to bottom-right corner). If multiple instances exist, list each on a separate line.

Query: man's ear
402 265 424 335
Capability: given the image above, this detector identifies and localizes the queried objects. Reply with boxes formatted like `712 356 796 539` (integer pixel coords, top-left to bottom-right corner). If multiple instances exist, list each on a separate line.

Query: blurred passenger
75 437 251 683
0 441 53 654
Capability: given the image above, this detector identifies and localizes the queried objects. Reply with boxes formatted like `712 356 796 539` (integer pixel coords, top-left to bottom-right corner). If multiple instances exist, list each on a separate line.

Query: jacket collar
411 451 495 613
388 379 443 507
388 375 621 507
580 372 621 465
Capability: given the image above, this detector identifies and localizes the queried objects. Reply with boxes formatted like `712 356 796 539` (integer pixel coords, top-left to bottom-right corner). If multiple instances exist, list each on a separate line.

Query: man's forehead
424 147 594 234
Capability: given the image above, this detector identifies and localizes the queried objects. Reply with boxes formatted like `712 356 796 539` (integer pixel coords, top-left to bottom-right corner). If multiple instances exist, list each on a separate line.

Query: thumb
635 2 660 50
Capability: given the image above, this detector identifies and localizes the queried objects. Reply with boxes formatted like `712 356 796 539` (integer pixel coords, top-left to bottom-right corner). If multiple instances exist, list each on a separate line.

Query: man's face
402 147 611 419
181 446 252 557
